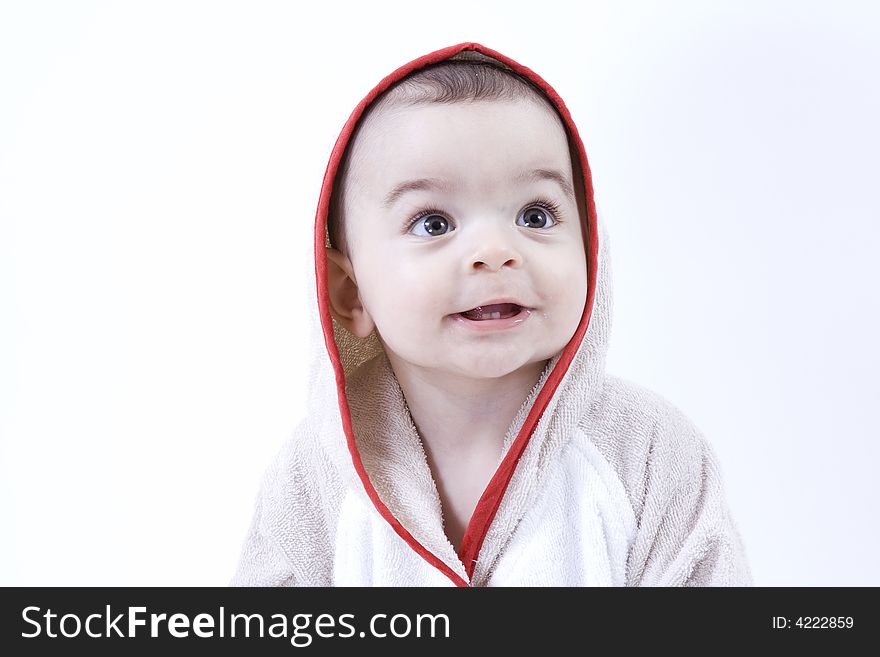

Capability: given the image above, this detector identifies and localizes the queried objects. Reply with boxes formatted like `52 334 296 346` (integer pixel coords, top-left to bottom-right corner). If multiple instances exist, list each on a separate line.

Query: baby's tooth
490 312 501 320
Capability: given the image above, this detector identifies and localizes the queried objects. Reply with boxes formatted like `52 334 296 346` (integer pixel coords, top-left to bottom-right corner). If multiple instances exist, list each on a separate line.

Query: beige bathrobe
230 42 753 587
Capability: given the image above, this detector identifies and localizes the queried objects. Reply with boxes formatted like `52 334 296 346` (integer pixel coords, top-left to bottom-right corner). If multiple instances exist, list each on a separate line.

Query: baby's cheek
555 251 588 299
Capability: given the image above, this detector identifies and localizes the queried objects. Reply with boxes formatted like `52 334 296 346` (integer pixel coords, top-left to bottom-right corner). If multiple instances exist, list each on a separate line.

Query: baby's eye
516 205 557 229
410 213 455 237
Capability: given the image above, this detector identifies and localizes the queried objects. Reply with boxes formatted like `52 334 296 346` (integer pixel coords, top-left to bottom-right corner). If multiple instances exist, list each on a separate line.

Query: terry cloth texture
230 41 753 587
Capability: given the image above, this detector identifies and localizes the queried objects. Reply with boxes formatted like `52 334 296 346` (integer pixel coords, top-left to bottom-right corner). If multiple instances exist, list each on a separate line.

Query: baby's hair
327 52 574 257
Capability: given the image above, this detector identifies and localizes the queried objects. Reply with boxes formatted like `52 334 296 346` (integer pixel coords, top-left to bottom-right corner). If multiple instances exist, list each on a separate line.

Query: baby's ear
325 248 375 338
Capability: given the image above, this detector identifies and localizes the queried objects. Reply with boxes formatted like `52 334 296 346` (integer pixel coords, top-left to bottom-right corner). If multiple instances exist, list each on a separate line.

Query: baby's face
341 99 588 380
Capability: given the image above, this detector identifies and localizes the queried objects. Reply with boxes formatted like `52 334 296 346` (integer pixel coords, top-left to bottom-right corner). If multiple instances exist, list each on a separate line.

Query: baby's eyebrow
383 178 452 209
382 168 576 209
516 168 576 204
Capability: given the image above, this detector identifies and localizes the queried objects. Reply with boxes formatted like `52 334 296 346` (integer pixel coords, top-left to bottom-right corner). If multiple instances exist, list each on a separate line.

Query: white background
2 0 878 586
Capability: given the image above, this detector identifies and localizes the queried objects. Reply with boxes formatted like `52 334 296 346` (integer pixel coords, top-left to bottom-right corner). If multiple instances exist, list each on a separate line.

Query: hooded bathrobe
230 42 753 587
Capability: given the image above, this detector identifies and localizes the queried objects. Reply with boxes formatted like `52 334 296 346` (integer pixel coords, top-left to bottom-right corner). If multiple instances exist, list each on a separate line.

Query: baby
231 42 753 586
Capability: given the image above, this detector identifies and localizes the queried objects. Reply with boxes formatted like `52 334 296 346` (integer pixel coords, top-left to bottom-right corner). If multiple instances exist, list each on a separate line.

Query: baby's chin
379 337 555 383
438 351 550 382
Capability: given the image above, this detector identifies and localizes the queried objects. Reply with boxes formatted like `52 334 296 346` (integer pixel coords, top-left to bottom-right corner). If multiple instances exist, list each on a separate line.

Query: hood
304 42 613 586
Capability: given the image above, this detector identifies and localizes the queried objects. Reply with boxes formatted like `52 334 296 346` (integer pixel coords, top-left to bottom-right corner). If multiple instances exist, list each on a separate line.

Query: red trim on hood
315 42 598 587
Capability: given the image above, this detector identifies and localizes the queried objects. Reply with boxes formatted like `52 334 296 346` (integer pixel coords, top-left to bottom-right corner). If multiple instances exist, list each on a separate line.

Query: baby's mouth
458 303 523 321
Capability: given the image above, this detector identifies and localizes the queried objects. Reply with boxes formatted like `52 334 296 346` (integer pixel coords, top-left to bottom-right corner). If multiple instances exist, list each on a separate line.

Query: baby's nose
467 237 522 272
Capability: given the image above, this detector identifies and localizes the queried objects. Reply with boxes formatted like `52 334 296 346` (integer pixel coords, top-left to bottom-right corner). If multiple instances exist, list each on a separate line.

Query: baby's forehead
353 99 572 175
